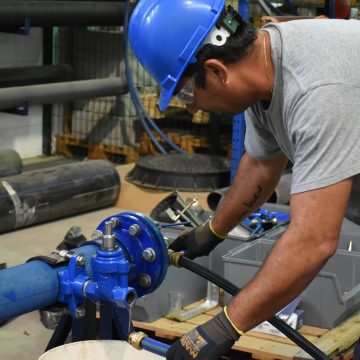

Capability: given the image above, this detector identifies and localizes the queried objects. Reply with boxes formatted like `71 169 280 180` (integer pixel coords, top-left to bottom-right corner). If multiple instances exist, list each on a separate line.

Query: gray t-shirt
244 19 360 224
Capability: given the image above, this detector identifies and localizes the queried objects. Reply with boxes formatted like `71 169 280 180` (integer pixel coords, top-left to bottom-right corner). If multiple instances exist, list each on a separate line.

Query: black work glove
169 220 226 260
166 309 241 360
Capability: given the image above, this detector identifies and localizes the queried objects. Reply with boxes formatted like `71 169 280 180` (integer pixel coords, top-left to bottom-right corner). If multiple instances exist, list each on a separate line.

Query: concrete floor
0 206 126 360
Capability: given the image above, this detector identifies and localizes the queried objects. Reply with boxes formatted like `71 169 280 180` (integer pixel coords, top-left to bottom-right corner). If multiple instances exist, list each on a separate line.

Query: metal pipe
0 78 128 110
0 1 132 28
0 244 98 323
0 64 75 88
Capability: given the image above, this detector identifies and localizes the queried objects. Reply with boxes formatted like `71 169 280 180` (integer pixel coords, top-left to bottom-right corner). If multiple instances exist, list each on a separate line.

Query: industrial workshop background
0 0 357 162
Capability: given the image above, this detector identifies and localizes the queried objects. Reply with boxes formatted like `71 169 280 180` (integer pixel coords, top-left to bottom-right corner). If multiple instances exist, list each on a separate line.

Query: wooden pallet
56 134 140 163
140 131 232 156
133 300 360 360
141 94 210 124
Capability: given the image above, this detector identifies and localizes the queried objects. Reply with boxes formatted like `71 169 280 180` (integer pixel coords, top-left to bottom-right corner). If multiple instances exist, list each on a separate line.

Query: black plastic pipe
0 1 133 28
0 159 120 233
178 256 331 360
0 65 75 88
0 149 23 178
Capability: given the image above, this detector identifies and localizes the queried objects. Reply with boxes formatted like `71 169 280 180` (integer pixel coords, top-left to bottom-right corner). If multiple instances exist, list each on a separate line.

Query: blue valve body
57 212 168 317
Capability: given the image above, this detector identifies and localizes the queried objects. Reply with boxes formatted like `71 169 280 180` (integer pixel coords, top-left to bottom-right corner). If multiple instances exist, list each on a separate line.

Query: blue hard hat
129 0 226 111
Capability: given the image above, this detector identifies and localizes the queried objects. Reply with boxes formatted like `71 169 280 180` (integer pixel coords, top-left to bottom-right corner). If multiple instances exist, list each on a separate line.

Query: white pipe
0 78 128 109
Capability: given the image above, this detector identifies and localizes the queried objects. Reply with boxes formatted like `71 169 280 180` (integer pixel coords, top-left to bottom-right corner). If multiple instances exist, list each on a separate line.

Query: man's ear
203 59 229 85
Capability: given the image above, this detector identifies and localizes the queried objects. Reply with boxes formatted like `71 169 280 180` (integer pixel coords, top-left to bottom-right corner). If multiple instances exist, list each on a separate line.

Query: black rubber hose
178 256 331 360
0 1 134 28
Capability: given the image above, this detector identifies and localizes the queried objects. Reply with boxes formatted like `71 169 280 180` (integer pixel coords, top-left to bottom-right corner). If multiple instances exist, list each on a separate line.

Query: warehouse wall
0 28 43 158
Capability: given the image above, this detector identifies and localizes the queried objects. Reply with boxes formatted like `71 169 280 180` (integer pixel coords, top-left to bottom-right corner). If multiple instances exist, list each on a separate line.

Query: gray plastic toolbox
223 238 360 328
131 226 209 322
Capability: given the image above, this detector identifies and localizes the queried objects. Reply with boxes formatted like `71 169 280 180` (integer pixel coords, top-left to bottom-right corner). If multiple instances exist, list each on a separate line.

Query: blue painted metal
0 244 98 323
142 337 170 357
58 254 89 318
0 211 172 358
57 212 168 317
230 114 246 181
242 208 290 235
96 212 168 298
230 0 250 182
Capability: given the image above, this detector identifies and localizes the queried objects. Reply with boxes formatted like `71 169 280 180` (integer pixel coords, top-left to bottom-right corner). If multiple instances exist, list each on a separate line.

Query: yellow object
209 218 227 239
224 306 245 336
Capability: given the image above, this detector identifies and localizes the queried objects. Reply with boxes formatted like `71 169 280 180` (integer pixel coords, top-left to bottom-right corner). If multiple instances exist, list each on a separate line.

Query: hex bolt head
109 217 120 229
91 230 104 241
128 224 141 237
76 307 86 319
142 248 156 262
138 274 152 288
76 254 86 267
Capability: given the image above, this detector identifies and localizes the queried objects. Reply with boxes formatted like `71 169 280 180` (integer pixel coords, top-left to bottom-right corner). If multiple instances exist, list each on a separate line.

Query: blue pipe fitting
85 246 137 308
56 211 168 317
58 253 89 318
95 212 168 298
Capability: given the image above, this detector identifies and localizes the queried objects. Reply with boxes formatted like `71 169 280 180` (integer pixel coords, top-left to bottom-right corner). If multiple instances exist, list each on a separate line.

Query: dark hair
185 6 258 88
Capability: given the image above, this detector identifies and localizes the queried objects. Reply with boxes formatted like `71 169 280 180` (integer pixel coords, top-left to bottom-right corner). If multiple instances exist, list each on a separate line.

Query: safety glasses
173 74 196 105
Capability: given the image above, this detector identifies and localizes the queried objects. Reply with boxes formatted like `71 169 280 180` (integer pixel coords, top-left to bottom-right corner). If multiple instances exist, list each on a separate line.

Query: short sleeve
289 85 360 194
244 107 282 160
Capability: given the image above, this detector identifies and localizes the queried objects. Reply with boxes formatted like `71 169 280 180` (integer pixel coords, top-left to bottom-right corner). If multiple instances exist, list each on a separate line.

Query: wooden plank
294 310 360 359
133 302 358 360
234 336 303 360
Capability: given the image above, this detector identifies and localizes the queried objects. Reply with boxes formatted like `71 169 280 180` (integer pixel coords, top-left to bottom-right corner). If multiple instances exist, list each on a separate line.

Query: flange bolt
142 248 156 262
129 224 141 237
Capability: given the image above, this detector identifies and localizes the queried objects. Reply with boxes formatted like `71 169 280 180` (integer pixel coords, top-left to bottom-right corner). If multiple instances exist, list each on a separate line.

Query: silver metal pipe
0 78 128 109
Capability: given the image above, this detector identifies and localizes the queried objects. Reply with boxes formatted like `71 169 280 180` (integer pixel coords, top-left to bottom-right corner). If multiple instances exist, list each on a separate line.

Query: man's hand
169 220 226 259
166 309 241 360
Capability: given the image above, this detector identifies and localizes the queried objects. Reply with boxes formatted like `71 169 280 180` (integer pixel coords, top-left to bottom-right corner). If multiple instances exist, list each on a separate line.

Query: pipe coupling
128 331 148 350
168 249 182 268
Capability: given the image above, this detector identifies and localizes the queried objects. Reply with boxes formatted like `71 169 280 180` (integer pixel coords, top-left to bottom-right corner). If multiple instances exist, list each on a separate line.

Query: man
129 0 360 358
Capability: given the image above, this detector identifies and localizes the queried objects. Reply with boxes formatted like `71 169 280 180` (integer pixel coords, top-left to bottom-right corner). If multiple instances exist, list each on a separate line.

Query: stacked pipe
0 1 132 28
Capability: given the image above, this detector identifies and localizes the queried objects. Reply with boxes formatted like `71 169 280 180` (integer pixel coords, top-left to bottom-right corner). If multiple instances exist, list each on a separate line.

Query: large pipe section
0 160 120 233
0 78 127 110
0 244 98 323
0 65 75 88
0 1 132 28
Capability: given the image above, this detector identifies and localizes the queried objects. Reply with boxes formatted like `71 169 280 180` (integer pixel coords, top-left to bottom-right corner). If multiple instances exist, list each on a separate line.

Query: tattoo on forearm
243 185 262 208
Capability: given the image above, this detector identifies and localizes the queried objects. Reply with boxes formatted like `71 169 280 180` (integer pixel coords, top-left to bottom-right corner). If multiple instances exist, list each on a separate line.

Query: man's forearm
226 179 352 333
212 152 288 235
